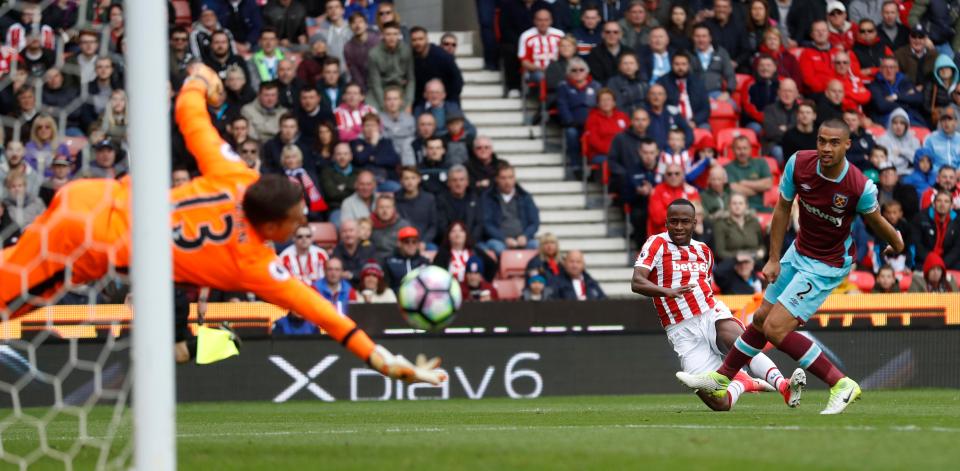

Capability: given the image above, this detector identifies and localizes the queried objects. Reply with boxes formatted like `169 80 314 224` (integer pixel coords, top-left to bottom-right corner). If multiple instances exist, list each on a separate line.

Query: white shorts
664 301 737 375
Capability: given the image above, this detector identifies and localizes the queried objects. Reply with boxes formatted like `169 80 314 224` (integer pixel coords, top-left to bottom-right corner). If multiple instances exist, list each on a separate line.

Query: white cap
827 1 846 13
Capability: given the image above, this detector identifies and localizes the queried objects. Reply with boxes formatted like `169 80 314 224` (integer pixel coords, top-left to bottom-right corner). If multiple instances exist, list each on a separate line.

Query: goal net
0 1 174 469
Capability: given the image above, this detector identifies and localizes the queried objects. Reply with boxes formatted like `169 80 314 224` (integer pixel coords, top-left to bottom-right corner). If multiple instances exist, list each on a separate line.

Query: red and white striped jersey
334 103 376 142
5 23 55 52
657 150 691 175
279 245 329 285
635 232 717 327
517 27 564 70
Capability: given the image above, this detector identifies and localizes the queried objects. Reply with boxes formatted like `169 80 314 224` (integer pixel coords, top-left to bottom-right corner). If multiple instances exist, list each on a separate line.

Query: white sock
747 353 785 390
726 379 746 409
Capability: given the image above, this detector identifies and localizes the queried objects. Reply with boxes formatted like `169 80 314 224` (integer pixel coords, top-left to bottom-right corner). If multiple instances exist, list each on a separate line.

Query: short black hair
410 26 428 36
243 174 304 227
939 164 956 174
667 198 696 214
381 21 401 31
819 118 851 137
259 80 280 92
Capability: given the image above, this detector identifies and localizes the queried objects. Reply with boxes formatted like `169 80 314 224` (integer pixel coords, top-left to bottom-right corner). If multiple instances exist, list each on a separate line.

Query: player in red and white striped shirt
632 199 805 411
518 9 565 80
279 225 330 285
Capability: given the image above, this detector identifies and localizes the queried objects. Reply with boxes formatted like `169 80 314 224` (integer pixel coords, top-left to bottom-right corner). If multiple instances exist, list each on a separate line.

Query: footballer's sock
718 324 767 379
777 331 844 387
747 353 787 396
726 378 747 409
733 371 764 393
187 337 198 360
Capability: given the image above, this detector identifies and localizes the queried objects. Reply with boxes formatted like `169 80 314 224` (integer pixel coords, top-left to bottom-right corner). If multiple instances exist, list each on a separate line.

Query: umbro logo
800 184 812 192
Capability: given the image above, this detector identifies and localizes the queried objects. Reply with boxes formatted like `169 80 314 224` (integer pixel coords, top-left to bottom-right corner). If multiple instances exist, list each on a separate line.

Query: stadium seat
498 249 538 279
308 222 338 249
848 271 875 292
170 0 192 27
493 278 524 301
756 212 773 232
715 128 759 159
866 125 885 138
63 136 88 158
911 126 931 145
787 47 803 59
732 73 752 109
692 127 713 148
949 270 960 284
708 98 738 133
897 271 913 291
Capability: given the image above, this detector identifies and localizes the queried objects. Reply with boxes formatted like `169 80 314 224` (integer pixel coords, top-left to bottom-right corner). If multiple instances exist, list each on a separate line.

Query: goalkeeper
0 64 445 385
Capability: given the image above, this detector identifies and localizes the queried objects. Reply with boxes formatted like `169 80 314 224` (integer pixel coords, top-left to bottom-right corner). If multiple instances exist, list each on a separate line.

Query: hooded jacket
925 54 960 116
903 148 938 197
583 107 629 159
1 193 45 230
908 252 958 292
876 108 922 175
923 119 960 173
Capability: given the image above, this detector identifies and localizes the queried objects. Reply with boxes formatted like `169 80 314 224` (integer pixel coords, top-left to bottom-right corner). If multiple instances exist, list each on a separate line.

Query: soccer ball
397 266 462 331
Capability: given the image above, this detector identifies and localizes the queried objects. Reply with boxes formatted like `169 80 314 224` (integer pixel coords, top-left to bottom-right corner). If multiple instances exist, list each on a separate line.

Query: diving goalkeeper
0 64 445 385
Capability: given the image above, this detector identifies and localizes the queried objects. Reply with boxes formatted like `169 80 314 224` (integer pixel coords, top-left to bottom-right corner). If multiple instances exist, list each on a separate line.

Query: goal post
126 0 176 469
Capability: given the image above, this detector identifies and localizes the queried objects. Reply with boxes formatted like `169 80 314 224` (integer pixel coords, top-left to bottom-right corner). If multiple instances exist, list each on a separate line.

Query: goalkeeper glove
184 62 225 107
367 345 447 385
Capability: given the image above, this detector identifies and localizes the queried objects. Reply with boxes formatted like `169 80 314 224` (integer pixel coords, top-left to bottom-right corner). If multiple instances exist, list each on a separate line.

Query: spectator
825 1 857 51
586 21 631 84
315 0 352 62
88 57 121 116
190 6 237 63
785 0 827 44
742 55 779 134
877 163 920 222
690 24 736 101
410 113 437 165
522 273 552 301
878 1 909 51
459 256 498 302
904 148 938 198
5 3 55 52
724 136 773 213
96 89 128 142
781 100 819 161
547 37 580 107
573 5 603 57
296 87 333 144
814 79 845 127
319 58 345 114
799 21 841 95
168 27 194 87
912 190 960 269
241 81 288 141
550 250 606 300
643 83 692 152
620 1 658 52
437 165 485 243
418 136 451 195
704 0 751 71
370 195 411 259
877 108 922 176
849 0 884 24
658 51 709 129
925 56 959 118
647 163 700 237
843 110 876 169
713 193 766 261
608 108 650 190
223 65 256 116
64 30 99 88
395 166 438 249
350 113 400 184
465 136 501 191
497 0 552 97
262 0 308 48
204 31 250 84
442 112 474 167
434 221 498 282
474 0 499 71
664 4 693 53
374 3 410 39
606 52 648 115
171 167 191 189
343 12 380 92
871 264 901 293
248 27 285 87
557 57 601 174
21 34 54 79
23 116 70 177
0 141 41 197
366 22 415 112
519 8 565 85
205 0 263 50
2 171 44 230
281 144 328 221
340 169 378 223
414 79 466 135
658 128 709 186
313 257 356 315
279 224 329 285
380 87 416 166
924 107 960 172
383 226 430 292
409 27 465 111
745 0 776 53
852 19 891 81
481 162 540 255
868 57 925 126
355 261 397 303
894 24 938 90
552 0 583 32
263 112 311 173
275 59 304 111
701 165 732 221
238 139 263 172
908 252 958 292
85 139 125 179
42 0 77 37
333 82 376 142
41 68 79 115
921 165 960 211
583 88 629 167
331 219 377 286
908 0 960 54
320 142 358 211
525 232 563 284
296 38 330 86
312 121 339 168
716 252 764 295
643 31 681 84
271 311 320 336
624 138 662 245
37 153 71 207
756 27 802 86
833 51 872 113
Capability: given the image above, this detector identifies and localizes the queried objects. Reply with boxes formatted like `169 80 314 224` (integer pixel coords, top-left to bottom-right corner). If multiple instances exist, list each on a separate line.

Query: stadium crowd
0 1 959 328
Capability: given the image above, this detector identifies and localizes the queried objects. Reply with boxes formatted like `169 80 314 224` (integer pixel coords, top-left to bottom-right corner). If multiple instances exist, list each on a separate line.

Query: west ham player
632 199 804 411
678 120 905 414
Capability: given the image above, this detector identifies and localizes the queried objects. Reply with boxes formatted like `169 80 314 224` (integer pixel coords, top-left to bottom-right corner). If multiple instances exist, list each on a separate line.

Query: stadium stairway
434 32 634 297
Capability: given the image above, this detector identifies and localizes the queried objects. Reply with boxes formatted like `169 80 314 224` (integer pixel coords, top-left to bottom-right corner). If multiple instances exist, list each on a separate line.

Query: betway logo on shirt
672 261 709 273
800 198 843 228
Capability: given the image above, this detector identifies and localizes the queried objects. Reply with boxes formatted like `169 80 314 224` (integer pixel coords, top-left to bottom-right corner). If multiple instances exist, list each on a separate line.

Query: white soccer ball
397 266 462 331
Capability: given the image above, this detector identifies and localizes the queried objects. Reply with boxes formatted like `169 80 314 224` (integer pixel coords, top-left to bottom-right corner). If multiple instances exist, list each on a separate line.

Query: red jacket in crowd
836 71 872 112
583 107 629 160
647 182 701 237
799 46 861 95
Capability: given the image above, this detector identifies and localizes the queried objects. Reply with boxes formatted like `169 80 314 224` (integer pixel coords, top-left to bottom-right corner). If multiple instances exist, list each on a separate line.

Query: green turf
2 390 959 470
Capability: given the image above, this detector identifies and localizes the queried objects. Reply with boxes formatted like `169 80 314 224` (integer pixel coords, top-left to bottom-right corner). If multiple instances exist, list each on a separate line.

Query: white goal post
126 0 176 469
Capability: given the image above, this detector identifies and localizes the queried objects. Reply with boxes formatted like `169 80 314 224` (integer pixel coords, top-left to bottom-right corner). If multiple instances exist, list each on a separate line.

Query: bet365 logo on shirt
672 261 708 272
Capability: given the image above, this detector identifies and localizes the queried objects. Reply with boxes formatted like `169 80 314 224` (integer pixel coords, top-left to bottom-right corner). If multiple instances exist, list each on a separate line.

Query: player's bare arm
762 195 794 283
861 209 905 256
631 266 695 298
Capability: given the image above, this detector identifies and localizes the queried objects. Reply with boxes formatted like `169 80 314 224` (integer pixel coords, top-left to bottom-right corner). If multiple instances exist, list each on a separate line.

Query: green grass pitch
3 390 959 470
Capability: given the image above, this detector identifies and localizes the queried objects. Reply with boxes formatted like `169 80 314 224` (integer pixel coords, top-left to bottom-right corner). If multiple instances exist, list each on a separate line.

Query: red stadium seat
308 222 338 250
170 0 192 27
756 212 773 232
848 271 875 292
897 271 913 291
732 73 752 109
911 126 931 145
709 98 739 133
493 278 525 301
787 47 803 59
715 128 760 159
498 249 538 279
63 136 88 158
866 125 885 138
692 127 713 148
